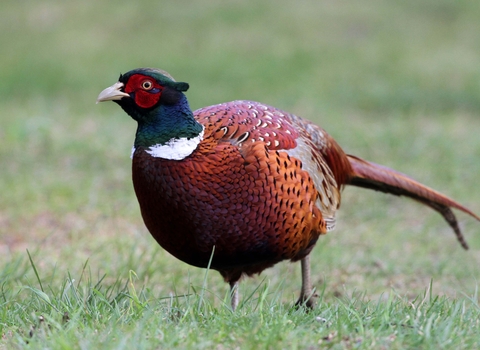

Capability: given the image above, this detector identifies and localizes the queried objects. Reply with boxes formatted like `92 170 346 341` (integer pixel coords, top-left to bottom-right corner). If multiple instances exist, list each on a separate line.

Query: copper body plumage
98 69 479 310
132 102 336 280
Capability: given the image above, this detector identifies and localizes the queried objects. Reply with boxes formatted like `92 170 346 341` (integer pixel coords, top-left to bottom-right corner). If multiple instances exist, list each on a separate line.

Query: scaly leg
296 255 317 308
230 280 239 311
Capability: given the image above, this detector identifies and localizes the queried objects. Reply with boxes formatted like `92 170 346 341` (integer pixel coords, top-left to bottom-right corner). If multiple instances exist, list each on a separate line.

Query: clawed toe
295 292 318 309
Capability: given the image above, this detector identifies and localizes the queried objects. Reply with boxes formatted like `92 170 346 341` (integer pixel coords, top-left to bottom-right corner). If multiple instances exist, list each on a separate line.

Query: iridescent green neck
134 95 202 148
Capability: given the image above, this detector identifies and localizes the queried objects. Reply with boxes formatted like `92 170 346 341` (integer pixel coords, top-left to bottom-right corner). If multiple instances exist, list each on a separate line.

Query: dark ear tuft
174 82 189 92
160 86 184 105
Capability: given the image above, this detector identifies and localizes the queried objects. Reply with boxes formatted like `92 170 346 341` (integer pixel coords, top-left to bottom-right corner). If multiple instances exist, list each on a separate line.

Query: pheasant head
97 68 203 159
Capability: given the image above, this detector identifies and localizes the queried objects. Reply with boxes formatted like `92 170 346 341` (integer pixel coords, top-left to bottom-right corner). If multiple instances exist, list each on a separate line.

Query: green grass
2 0 480 348
2 259 480 349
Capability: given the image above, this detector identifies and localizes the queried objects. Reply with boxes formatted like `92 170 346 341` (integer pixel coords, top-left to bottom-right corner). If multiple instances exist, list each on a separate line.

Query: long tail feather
347 155 480 250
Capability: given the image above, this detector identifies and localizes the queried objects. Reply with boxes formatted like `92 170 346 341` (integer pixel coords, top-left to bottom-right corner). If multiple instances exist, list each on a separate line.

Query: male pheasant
97 68 479 310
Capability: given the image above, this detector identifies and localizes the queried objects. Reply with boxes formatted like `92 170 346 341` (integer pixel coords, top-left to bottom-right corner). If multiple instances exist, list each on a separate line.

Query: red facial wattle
124 74 163 109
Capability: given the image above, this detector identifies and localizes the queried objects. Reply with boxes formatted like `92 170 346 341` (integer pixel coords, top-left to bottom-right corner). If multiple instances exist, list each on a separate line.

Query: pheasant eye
142 80 153 90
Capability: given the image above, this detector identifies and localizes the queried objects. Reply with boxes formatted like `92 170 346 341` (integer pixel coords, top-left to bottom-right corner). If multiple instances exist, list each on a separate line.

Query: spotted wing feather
195 100 342 231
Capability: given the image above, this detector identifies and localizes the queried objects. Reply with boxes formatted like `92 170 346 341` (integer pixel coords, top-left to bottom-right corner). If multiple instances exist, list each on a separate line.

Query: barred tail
346 155 480 250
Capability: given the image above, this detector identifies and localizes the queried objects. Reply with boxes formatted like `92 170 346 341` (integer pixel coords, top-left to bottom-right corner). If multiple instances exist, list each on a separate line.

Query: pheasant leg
296 255 317 308
230 280 239 311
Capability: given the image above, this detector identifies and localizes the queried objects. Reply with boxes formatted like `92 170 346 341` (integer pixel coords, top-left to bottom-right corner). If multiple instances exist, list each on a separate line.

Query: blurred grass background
1 0 480 337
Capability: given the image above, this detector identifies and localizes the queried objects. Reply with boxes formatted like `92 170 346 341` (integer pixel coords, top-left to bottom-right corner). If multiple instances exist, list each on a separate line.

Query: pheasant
97 68 479 310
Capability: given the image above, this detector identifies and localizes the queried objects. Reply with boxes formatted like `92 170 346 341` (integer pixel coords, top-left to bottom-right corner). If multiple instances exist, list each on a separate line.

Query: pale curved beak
96 82 130 104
